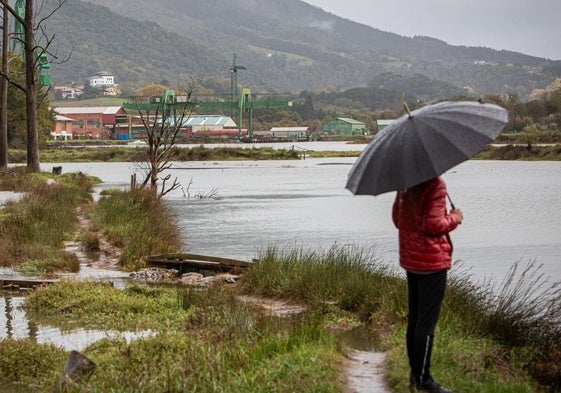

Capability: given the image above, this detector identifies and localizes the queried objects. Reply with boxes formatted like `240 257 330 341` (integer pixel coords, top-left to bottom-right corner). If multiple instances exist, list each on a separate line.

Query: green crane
123 88 292 139
10 0 51 86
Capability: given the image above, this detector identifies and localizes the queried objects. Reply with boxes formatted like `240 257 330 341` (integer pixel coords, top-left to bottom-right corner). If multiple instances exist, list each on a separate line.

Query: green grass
9 280 343 392
24 281 193 331
90 188 181 270
51 97 125 107
6 143 561 163
7 145 302 163
475 144 561 160
242 247 560 391
0 339 67 391
10 246 559 391
0 170 97 273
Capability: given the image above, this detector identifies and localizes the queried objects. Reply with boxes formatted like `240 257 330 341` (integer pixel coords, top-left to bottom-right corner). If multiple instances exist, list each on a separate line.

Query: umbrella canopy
346 101 508 196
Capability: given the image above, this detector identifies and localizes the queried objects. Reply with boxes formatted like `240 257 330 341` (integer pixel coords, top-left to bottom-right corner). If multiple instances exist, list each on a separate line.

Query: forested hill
44 0 560 99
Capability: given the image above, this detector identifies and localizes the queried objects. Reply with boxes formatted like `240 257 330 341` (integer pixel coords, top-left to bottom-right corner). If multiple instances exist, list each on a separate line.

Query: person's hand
451 208 463 224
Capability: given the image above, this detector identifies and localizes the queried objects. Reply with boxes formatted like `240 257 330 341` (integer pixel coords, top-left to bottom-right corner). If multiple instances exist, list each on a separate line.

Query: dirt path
345 350 390 393
73 206 121 270
239 296 390 392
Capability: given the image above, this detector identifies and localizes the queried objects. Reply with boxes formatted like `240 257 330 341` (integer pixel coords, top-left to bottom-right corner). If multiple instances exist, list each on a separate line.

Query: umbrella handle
446 193 456 210
403 102 413 118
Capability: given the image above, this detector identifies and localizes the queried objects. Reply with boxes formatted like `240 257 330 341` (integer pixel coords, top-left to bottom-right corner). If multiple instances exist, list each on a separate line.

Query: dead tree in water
132 77 198 199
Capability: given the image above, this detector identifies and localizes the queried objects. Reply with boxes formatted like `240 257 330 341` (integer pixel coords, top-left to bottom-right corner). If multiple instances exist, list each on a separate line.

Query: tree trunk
24 0 40 172
0 3 9 169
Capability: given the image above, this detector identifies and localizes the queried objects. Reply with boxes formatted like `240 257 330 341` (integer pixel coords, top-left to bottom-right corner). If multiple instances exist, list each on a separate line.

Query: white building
88 71 115 87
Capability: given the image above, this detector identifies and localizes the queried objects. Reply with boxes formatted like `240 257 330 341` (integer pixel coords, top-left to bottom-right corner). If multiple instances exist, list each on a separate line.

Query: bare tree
132 78 198 199
0 0 67 172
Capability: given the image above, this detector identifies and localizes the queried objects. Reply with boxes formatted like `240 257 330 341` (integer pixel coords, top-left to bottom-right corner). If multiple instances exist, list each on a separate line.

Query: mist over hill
43 0 560 101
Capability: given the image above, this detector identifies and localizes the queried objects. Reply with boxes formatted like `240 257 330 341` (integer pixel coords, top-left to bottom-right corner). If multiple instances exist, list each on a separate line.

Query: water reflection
0 292 152 351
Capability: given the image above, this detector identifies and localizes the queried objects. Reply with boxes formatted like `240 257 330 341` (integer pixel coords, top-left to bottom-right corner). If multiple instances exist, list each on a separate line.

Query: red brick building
54 106 128 139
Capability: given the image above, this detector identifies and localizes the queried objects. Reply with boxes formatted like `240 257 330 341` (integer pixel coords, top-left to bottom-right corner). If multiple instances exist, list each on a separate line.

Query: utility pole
229 53 246 135
229 53 246 100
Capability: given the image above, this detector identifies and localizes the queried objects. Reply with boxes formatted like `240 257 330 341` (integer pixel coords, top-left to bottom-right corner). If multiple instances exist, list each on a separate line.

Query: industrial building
54 106 128 139
253 127 309 141
323 118 368 135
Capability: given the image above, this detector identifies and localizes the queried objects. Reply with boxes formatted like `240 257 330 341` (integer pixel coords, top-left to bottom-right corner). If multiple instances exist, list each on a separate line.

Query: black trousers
406 269 447 383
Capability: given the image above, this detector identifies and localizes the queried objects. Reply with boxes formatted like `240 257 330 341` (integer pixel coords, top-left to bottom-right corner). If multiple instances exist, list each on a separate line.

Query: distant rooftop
55 106 123 115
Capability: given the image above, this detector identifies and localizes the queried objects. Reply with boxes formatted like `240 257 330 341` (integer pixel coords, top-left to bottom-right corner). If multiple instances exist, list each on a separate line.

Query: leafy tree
545 88 561 115
136 83 168 97
79 81 102 100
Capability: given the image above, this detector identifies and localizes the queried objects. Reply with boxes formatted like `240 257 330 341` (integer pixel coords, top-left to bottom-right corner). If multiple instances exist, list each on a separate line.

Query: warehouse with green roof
322 118 368 135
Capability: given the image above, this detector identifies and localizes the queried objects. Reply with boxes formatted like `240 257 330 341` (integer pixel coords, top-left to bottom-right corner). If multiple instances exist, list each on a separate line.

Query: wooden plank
146 253 251 267
1 278 59 290
145 253 251 274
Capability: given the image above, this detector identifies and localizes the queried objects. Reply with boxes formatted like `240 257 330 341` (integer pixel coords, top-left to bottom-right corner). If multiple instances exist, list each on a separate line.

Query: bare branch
131 83 198 199
0 69 26 92
158 174 181 199
35 0 68 28
1 1 24 26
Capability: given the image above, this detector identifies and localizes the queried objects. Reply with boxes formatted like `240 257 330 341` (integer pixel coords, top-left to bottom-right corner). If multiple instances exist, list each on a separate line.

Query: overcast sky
304 0 561 60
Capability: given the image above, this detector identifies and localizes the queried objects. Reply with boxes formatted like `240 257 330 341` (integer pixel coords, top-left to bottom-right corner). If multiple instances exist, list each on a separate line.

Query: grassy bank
0 168 97 274
7 142 561 163
243 248 561 391
0 170 179 274
476 144 561 160
5 280 343 392
90 188 182 270
8 145 302 163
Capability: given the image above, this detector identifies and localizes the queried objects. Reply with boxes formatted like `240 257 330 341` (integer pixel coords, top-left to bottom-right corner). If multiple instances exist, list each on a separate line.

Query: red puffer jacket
392 177 460 272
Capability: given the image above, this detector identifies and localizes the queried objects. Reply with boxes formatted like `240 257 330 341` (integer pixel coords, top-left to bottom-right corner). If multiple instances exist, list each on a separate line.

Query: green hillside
41 0 560 100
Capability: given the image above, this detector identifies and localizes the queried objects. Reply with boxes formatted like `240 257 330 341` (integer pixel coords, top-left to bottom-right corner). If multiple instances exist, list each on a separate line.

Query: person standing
392 176 463 393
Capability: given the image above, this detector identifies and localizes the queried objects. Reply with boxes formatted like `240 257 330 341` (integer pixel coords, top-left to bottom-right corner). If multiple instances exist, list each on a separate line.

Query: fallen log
0 278 58 291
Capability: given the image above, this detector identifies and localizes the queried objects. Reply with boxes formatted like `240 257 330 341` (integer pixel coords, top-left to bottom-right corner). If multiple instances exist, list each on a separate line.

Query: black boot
412 377 452 393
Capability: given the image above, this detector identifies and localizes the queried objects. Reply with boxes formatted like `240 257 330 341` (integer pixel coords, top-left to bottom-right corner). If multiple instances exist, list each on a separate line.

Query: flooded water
2 142 561 350
35 147 561 285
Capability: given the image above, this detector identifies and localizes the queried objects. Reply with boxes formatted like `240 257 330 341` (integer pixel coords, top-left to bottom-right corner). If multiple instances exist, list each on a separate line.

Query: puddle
0 293 152 351
339 324 383 352
0 229 136 350
0 191 24 205
58 240 130 289
346 350 389 393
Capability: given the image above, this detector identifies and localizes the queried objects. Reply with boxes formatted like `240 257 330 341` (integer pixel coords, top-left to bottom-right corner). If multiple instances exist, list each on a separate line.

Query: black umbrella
345 101 508 198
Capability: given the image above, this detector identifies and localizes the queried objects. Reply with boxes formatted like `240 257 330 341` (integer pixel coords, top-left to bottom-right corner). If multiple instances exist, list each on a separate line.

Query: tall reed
243 246 561 390
91 188 181 270
444 260 561 388
242 245 407 322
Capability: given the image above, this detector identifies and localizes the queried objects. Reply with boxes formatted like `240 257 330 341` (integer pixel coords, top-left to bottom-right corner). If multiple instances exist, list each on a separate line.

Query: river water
1 141 560 349
36 143 561 284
